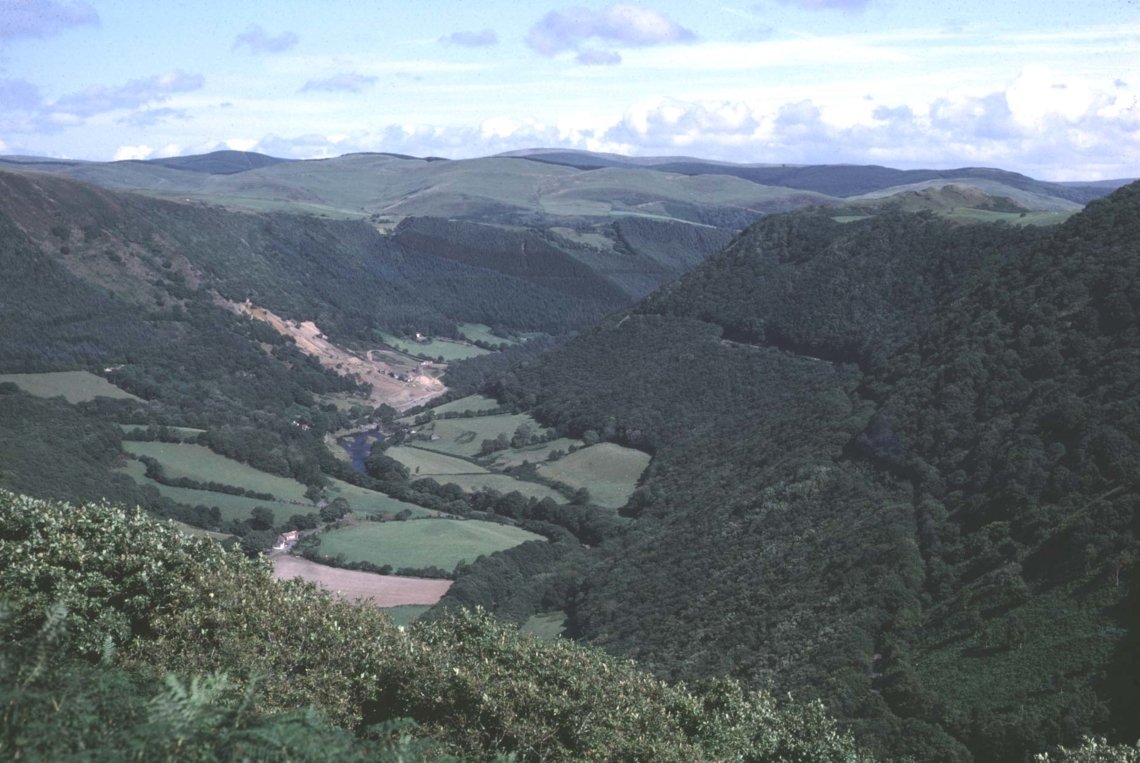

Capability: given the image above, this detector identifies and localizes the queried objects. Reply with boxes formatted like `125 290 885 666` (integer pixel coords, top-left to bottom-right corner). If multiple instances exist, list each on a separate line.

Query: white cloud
299 72 378 93
232 24 298 54
577 49 622 65
54 71 204 118
112 144 154 161
527 4 695 57
778 0 871 10
0 78 42 109
0 0 97 39
439 28 498 47
120 107 191 127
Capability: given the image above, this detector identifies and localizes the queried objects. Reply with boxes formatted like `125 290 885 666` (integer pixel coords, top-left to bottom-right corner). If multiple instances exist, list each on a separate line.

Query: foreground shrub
0 490 859 761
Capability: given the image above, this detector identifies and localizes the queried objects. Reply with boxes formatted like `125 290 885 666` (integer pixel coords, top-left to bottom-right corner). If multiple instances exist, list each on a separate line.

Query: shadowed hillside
485 183 1140 761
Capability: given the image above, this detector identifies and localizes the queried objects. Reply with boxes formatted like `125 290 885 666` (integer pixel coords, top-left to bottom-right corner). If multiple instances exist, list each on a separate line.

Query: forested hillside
486 185 1140 760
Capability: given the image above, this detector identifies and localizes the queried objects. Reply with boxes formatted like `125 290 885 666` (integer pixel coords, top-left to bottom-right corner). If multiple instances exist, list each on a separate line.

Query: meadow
116 459 303 525
536 443 650 509
489 437 582 469
520 612 568 640
378 332 490 362
0 371 142 403
457 322 520 346
383 447 562 500
121 442 311 501
315 518 545 571
385 446 487 476
119 424 206 440
324 477 440 519
427 394 503 416
424 473 563 502
411 413 544 458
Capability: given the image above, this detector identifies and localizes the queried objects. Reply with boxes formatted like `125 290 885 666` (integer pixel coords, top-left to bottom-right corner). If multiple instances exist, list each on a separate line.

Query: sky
1 0 1138 180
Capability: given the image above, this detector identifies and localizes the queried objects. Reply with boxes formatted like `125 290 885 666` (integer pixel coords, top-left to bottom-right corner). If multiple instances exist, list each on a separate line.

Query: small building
273 530 301 550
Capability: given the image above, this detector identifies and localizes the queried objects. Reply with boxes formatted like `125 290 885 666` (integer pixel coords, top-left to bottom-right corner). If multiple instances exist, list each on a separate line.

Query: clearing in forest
315 518 544 571
0 371 142 403
537 443 651 509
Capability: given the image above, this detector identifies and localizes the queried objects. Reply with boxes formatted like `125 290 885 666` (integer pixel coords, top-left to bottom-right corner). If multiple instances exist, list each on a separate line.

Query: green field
431 474 563 502
325 477 441 519
0 371 142 403
489 438 582 469
520 612 568 640
458 323 520 346
412 413 544 459
429 394 503 416
119 424 206 441
379 332 490 362
537 443 651 509
386 446 488 476
381 604 433 626
167 519 235 542
386 446 564 502
316 518 545 571
116 460 304 524
121 441 310 501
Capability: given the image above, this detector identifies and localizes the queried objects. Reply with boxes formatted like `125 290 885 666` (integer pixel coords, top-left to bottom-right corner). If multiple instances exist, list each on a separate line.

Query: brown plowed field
272 555 452 607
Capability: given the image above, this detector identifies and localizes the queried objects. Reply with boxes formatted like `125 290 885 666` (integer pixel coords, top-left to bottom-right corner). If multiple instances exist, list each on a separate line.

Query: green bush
0 490 860 761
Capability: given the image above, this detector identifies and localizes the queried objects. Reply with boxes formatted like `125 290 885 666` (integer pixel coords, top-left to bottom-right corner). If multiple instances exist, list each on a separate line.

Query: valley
1 149 1137 762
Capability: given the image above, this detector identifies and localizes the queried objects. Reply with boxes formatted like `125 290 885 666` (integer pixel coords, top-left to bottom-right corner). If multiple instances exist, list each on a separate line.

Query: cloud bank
229 66 1139 181
299 72 378 93
232 24 299 54
527 4 695 56
0 0 98 39
440 28 498 47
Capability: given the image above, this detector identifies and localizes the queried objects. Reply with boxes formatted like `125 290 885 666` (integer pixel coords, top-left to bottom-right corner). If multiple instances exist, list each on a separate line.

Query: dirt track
224 299 445 410
273 555 452 607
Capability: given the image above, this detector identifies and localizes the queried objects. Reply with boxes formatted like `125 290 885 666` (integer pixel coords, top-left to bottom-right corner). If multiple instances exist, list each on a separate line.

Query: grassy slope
536 442 650 509
0 371 142 403
122 441 311 500
115 459 302 524
316 518 546 570
413 413 543 458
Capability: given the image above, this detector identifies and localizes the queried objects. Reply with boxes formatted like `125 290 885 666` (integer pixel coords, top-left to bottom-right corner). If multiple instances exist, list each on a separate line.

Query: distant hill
510 148 1125 204
5 149 1111 229
142 149 289 174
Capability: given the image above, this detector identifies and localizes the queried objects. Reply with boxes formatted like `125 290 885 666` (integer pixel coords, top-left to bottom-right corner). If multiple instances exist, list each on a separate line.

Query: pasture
116 460 302 525
382 604 432 626
521 612 567 640
385 447 565 502
0 371 142 403
489 437 582 469
386 446 487 476
413 413 544 459
379 332 490 362
120 424 206 441
428 473 563 502
537 443 651 509
315 518 544 572
121 441 310 501
458 323 520 346
429 394 502 416
325 477 441 519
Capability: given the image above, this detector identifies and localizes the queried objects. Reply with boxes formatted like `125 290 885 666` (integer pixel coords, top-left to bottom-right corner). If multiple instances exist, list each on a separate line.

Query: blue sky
1 0 1138 179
